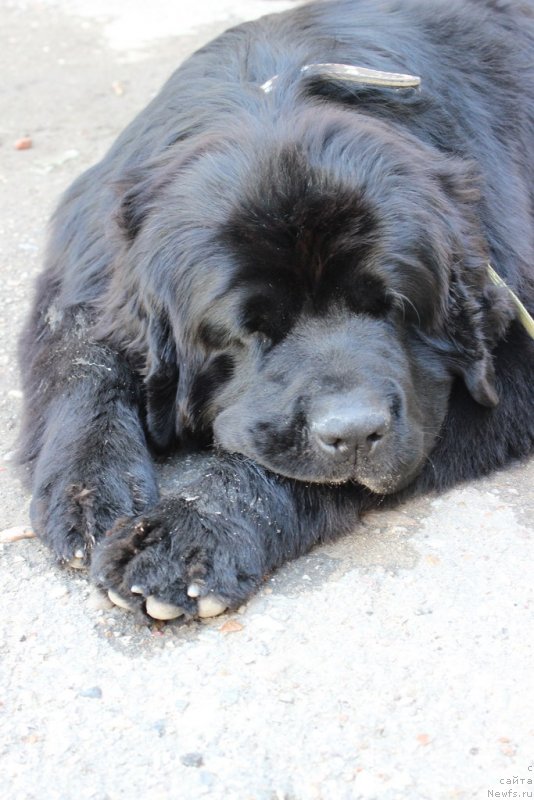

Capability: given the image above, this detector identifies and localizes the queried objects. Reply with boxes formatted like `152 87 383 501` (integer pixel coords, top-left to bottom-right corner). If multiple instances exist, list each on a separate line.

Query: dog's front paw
30 459 157 570
90 497 266 621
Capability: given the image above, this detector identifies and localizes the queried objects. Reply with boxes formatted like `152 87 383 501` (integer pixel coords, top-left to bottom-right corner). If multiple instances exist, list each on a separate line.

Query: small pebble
14 136 33 150
151 720 166 738
78 686 102 699
219 619 243 633
181 752 204 767
278 693 295 704
416 733 431 746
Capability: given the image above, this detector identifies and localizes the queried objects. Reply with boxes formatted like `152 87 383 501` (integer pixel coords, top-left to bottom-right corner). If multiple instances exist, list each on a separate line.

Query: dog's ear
420 269 514 408
422 160 517 407
112 138 227 443
439 268 515 407
144 312 215 448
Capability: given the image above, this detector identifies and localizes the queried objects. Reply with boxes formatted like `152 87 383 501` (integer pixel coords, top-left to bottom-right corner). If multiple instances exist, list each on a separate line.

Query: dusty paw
106 583 227 620
91 498 262 622
106 589 186 619
106 587 227 620
30 461 157 569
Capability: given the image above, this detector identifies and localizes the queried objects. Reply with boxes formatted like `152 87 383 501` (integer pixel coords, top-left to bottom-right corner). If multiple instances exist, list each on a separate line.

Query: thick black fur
18 0 534 617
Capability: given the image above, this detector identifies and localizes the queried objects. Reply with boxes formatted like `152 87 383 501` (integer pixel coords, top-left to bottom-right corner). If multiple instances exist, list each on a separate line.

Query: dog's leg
18 299 158 568
91 454 364 618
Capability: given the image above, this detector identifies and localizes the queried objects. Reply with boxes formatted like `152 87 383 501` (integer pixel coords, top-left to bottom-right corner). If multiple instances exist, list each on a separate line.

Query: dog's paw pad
107 588 135 611
197 595 227 618
145 596 184 620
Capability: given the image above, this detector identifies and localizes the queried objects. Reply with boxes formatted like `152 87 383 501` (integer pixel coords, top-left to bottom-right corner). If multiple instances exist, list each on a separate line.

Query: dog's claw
197 595 227 618
145 596 184 620
67 555 86 570
108 589 134 611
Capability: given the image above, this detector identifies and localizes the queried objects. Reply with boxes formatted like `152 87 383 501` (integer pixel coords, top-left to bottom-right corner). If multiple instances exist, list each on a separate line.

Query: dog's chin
213 414 426 493
217 441 420 494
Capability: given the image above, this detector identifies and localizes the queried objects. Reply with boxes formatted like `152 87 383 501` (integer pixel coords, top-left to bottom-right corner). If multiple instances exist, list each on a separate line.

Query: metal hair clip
260 63 421 93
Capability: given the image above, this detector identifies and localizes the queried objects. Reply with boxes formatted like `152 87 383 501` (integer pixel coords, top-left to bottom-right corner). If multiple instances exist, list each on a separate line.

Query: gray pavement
0 2 533 798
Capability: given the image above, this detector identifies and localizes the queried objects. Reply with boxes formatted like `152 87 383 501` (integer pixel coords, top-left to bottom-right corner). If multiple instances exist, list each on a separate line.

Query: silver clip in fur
260 63 421 93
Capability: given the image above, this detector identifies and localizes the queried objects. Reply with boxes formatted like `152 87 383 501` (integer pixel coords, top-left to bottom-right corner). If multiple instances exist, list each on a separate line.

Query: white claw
130 585 143 594
108 589 134 611
187 583 202 598
145 596 184 620
197 595 227 618
67 556 86 570
74 548 85 559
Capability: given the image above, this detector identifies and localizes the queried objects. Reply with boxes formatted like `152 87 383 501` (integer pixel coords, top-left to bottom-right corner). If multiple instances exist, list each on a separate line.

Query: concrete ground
0 2 533 798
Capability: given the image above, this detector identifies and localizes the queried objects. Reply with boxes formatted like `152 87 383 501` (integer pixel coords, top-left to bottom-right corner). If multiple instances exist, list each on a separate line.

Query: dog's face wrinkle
216 160 455 337
204 306 454 493
224 173 382 301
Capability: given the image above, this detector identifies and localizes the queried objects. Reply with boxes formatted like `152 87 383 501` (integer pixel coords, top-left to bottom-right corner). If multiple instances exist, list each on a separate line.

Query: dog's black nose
311 400 391 458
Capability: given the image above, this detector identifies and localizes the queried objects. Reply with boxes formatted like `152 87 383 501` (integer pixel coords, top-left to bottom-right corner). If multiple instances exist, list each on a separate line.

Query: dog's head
111 99 514 493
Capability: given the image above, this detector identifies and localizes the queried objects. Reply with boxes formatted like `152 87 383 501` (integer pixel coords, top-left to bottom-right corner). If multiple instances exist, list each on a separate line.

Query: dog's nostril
322 436 349 453
366 430 384 445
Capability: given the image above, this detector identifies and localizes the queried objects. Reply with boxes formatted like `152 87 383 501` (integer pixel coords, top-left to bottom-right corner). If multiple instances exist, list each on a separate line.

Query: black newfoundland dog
18 0 534 620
